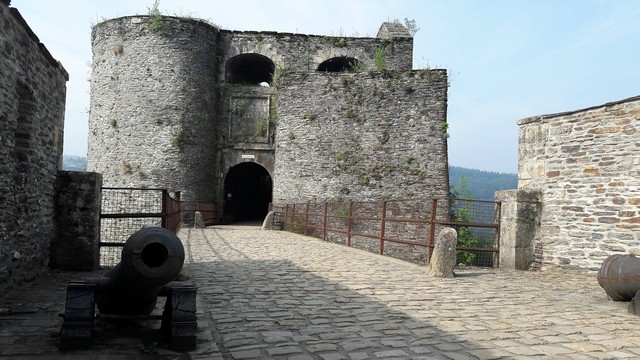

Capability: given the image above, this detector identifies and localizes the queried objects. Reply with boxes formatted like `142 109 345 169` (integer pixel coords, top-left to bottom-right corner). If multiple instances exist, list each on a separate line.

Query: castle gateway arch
223 162 272 223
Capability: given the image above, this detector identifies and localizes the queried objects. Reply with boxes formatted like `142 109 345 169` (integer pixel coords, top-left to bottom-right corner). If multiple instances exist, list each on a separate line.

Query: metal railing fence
272 197 501 267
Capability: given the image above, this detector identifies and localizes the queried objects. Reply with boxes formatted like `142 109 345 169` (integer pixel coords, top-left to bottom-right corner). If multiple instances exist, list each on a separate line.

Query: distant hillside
60 156 515 200
449 166 517 201
62 155 87 171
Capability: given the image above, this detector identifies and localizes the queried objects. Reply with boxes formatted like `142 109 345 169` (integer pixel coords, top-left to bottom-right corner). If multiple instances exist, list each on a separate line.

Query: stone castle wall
274 70 449 203
88 15 427 217
217 29 413 74
88 16 220 202
0 2 68 291
53 171 102 271
517 95 640 270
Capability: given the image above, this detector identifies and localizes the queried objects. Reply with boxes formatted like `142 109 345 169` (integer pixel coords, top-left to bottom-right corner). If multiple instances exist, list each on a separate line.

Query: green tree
450 177 477 265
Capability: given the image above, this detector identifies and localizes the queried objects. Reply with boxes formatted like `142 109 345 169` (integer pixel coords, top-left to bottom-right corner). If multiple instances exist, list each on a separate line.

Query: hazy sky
14 0 640 173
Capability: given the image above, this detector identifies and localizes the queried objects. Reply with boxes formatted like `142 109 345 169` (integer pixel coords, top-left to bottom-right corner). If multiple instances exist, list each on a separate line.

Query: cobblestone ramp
184 226 640 360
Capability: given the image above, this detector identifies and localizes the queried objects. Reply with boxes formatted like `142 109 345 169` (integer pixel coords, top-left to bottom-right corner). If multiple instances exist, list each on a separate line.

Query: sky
13 0 640 174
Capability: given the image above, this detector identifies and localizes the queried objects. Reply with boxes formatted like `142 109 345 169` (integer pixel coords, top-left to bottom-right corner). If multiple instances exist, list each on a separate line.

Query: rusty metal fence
99 188 181 267
272 197 501 267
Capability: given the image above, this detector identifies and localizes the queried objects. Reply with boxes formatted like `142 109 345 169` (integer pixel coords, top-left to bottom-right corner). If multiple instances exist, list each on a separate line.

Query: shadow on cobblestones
3 226 640 359
185 227 640 360
0 270 192 359
191 257 485 359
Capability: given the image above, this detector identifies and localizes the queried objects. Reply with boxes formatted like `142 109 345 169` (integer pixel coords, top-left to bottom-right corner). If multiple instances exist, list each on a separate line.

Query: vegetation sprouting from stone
358 175 370 186
147 0 170 36
374 47 387 71
138 341 159 354
254 117 269 137
439 121 450 138
334 37 346 48
171 129 184 151
349 60 367 73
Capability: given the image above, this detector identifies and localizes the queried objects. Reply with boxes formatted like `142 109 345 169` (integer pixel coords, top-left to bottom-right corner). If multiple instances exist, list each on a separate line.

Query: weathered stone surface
273 70 449 204
426 227 457 278
88 16 220 203
0 2 68 292
87 15 439 223
516 95 640 270
495 189 542 270
194 211 205 229
52 171 102 270
261 211 277 230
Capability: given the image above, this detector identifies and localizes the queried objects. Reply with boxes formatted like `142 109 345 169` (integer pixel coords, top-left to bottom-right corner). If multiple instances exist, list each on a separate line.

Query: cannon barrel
95 225 185 315
597 254 640 301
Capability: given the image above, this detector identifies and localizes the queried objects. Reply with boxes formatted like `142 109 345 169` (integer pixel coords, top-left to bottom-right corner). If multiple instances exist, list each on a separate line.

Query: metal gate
99 188 181 267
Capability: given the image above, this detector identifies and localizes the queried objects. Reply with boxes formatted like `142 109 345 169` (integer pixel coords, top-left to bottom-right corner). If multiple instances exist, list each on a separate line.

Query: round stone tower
87 16 220 202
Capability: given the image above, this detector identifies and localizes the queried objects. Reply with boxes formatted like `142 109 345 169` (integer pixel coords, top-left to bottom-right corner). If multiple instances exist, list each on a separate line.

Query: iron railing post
161 190 168 229
323 201 328 241
428 198 438 262
292 204 296 232
347 201 353 247
305 202 310 235
379 201 387 255
285 204 290 231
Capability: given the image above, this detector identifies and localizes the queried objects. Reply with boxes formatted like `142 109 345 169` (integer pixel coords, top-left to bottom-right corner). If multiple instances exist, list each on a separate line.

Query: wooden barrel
597 254 640 301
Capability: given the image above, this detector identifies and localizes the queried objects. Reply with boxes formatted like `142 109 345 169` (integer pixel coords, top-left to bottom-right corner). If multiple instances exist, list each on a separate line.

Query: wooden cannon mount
59 226 197 351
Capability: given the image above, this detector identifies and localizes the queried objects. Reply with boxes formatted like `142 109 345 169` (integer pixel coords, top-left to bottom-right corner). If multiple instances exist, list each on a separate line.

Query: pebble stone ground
1 225 640 359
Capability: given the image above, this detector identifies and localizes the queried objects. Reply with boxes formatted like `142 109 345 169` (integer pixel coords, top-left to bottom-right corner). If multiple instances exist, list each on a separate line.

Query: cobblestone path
184 226 640 360
2 225 640 359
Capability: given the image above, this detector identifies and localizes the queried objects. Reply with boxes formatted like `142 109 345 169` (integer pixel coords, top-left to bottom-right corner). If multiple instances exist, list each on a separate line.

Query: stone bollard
426 227 458 278
261 211 276 230
194 211 204 229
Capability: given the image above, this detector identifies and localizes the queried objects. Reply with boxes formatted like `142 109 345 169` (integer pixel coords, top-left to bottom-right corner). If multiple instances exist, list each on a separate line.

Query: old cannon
597 253 640 315
59 225 197 351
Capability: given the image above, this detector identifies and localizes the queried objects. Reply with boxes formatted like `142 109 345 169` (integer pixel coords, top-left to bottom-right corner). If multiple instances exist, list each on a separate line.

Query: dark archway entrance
226 53 275 85
317 56 363 72
223 162 272 223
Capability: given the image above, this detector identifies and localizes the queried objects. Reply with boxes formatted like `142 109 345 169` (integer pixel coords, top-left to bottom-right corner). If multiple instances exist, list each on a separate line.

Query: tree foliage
403 18 420 37
450 177 477 265
449 166 517 201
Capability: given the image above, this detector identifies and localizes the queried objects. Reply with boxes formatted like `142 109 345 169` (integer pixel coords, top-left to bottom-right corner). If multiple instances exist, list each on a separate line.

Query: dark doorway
223 162 272 222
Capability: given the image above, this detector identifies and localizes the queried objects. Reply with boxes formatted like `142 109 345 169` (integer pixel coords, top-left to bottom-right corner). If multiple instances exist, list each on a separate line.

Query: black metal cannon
597 253 640 315
60 225 197 351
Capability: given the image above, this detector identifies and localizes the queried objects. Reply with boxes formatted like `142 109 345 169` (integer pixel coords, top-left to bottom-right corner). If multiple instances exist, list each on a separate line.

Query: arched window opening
226 54 275 85
317 57 363 72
